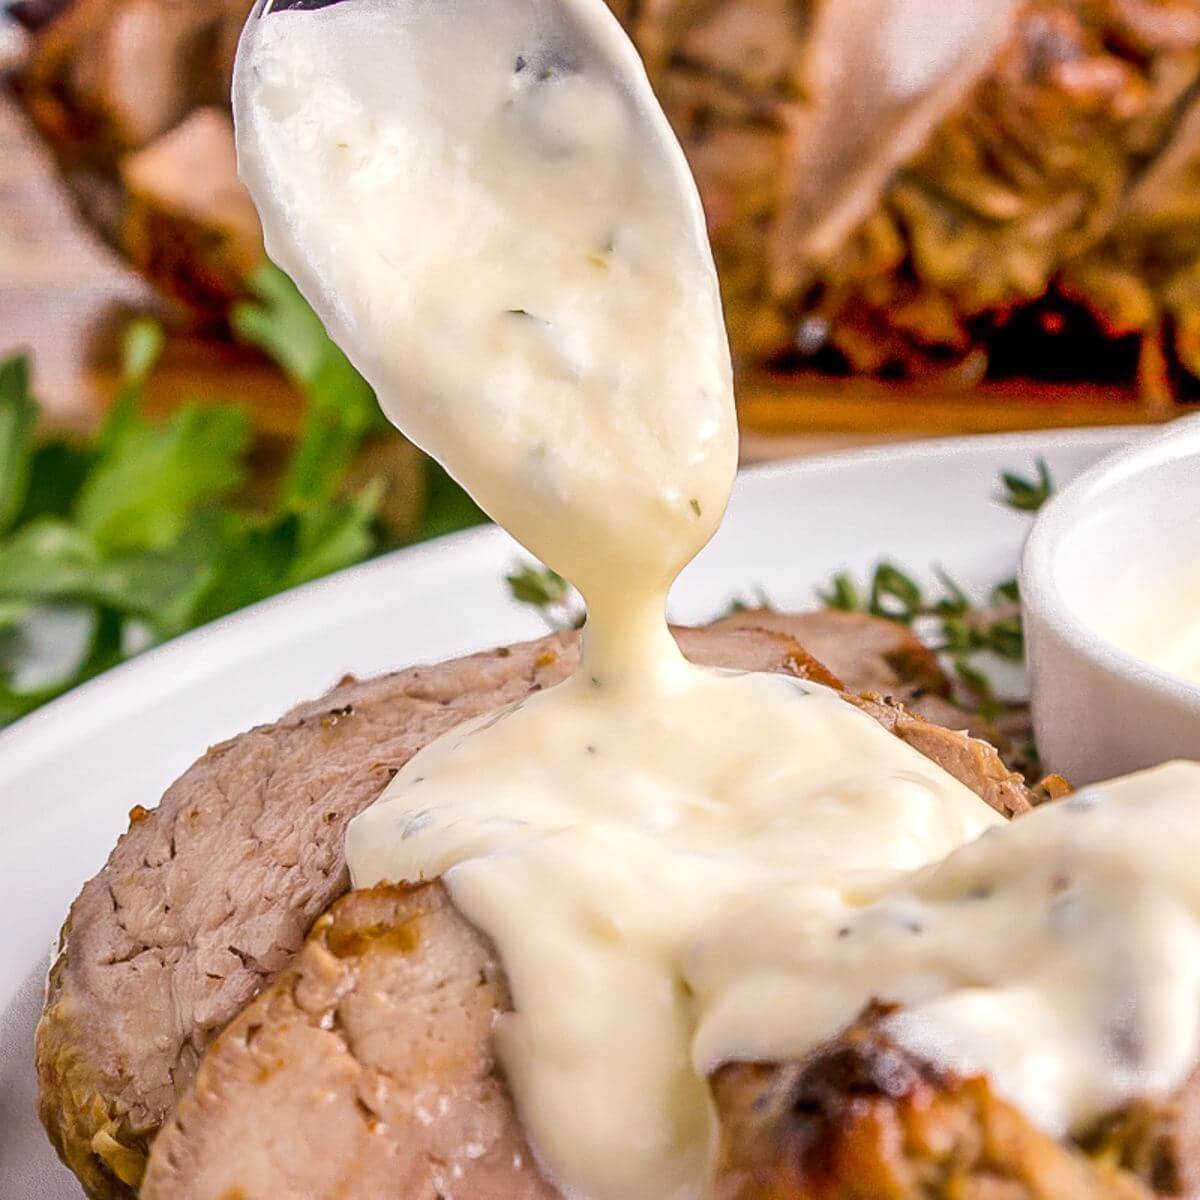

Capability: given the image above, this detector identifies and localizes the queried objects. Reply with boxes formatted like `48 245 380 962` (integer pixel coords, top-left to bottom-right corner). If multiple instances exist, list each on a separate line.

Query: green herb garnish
505 563 584 630
503 458 1055 772
1000 458 1054 512
723 586 777 617
816 463 1053 763
0 264 485 726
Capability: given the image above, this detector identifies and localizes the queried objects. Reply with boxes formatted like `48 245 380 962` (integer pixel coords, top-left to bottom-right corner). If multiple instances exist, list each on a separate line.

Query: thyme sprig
1000 458 1054 512
820 564 1023 720
817 459 1054 750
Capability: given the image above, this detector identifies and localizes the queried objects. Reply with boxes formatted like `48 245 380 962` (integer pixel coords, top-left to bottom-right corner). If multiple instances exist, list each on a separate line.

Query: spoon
232 5 737 1195
232 0 735 596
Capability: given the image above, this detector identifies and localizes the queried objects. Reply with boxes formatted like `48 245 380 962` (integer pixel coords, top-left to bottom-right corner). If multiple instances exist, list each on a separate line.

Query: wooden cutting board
0 94 1174 461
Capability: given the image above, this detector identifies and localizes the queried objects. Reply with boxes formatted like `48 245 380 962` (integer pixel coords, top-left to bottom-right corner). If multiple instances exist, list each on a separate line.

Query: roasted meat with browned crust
11 0 1200 399
712 1010 1157 1200
9 0 257 322
635 0 1200 399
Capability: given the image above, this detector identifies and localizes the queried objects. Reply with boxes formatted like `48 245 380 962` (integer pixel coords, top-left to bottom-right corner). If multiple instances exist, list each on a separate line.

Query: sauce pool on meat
232 2 1200 1197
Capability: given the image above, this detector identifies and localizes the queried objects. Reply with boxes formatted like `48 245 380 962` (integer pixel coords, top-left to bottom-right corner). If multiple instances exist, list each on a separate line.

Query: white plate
0 426 1137 1197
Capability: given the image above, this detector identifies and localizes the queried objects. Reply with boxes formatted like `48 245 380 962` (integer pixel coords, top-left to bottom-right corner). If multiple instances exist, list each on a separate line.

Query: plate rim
0 424 1142 771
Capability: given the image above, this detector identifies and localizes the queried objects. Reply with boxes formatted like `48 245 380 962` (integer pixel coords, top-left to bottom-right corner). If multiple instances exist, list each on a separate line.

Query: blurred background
2 0 1199 721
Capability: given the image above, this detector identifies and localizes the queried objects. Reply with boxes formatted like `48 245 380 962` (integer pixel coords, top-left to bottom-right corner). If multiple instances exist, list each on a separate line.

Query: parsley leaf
17 440 95 525
0 263 490 727
504 563 584 630
0 519 211 636
418 461 488 540
234 265 387 510
74 404 251 553
507 564 570 607
231 264 331 386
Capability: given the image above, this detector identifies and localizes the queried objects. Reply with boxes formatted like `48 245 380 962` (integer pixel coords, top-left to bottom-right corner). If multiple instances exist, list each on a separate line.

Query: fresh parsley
0 264 485 726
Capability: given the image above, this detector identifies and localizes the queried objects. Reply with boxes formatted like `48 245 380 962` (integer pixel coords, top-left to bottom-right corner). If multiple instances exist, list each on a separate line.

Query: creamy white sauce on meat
233 3 1200 1197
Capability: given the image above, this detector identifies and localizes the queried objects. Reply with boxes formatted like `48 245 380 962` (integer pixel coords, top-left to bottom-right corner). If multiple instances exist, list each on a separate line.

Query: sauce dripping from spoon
233 4 1200 1197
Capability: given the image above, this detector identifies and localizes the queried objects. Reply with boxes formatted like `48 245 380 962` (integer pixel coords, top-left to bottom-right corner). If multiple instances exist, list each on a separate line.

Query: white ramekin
1021 414 1200 785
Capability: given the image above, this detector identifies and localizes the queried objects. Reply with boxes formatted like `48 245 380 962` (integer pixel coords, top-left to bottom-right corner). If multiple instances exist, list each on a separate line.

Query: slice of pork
36 617 1034 1198
143 884 1157 1200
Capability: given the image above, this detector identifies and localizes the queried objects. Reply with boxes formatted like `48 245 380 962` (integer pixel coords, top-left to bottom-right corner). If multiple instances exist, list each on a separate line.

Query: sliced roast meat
715 608 1036 784
36 617 1034 1198
118 107 261 313
143 885 1160 1200
38 630 575 1199
713 607 949 699
140 883 555 1200
847 692 1032 819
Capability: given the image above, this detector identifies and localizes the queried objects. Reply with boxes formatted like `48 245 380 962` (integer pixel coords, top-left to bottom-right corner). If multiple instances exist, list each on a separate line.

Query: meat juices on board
233 2 1200 1197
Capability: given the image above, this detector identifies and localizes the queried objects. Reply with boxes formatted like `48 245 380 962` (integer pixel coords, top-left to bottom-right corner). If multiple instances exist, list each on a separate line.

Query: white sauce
1106 566 1200 687
349 672 998 1198
233 3 1200 1197
234 0 734 635
695 761 1200 1139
